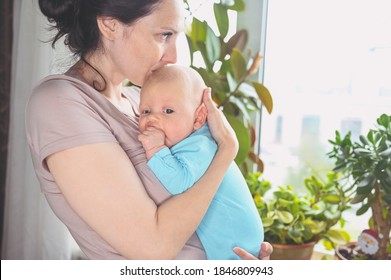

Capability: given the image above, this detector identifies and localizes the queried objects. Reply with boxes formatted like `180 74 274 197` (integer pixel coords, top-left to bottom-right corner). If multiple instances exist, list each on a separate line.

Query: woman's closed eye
161 32 173 42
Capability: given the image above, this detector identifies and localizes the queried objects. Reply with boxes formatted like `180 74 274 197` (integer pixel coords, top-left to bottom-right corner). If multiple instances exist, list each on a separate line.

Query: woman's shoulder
32 74 89 95
30 74 110 110
27 74 115 132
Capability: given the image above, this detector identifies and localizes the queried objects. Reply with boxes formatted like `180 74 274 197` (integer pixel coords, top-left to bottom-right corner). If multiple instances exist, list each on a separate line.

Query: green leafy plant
328 113 391 259
184 0 273 173
246 172 351 247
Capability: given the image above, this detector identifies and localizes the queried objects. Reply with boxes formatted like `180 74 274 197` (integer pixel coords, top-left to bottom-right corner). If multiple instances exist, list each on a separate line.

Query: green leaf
379 147 391 157
219 59 231 75
226 115 250 165
194 68 216 90
383 194 391 205
253 82 273 114
230 48 247 82
359 135 370 146
350 193 367 204
288 229 302 242
356 184 373 195
323 194 341 204
278 198 294 207
205 26 221 66
266 211 275 219
190 18 207 49
301 226 315 242
325 229 350 244
303 219 322 233
356 175 376 188
324 210 341 220
356 203 371 215
261 217 274 227
378 114 391 127
367 130 375 143
355 148 373 156
214 3 229 39
333 162 347 172
275 210 294 224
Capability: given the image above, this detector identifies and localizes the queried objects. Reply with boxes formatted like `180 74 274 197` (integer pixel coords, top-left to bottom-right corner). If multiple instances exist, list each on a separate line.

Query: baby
138 65 264 260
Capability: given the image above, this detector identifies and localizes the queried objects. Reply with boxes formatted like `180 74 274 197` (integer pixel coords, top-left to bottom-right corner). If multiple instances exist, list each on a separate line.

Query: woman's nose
161 44 177 64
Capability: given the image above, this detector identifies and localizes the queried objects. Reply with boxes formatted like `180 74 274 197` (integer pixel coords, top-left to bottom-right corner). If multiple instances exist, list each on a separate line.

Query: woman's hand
233 242 273 260
202 87 238 158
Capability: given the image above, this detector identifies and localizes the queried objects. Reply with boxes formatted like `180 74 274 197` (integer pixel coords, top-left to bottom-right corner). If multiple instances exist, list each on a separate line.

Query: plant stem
218 75 248 108
372 182 391 259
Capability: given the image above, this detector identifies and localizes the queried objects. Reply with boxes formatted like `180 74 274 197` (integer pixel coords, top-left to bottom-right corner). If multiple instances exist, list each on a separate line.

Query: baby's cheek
138 118 146 132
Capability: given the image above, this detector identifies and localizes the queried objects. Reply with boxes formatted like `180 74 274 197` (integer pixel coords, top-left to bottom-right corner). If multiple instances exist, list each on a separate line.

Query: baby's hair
144 65 206 104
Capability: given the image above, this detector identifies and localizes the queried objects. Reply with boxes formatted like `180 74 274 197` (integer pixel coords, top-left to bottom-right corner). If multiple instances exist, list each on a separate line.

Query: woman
26 0 272 260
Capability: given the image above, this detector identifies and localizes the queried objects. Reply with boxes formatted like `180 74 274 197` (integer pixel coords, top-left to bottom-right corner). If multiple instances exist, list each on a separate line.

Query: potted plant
328 113 391 260
246 172 351 260
184 0 272 173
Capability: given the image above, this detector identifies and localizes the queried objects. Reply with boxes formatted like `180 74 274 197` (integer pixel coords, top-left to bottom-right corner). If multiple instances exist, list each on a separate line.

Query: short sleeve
26 79 117 172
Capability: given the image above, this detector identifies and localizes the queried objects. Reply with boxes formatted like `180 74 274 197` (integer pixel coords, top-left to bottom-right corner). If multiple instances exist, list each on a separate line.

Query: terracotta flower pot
270 241 316 260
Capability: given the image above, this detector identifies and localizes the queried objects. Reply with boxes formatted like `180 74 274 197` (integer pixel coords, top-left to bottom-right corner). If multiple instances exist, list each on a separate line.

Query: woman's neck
66 55 124 99
66 56 135 115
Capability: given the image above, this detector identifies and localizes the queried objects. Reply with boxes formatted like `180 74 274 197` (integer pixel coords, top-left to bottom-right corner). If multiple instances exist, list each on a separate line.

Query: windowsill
311 244 335 260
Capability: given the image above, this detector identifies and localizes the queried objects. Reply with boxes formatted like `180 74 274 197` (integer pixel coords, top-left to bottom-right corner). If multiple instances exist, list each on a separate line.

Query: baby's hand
138 127 167 160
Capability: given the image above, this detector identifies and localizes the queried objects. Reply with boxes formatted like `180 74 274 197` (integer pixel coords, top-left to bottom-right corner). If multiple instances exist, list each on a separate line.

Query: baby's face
139 81 199 148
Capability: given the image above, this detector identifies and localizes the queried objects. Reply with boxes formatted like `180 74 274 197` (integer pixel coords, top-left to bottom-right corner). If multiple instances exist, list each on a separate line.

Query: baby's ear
193 103 207 130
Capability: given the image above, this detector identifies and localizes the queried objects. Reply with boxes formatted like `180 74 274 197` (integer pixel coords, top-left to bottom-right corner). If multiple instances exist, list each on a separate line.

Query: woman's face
109 0 184 86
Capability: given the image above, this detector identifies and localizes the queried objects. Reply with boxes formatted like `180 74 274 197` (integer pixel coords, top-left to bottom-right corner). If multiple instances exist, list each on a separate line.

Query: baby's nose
147 115 155 122
146 115 158 125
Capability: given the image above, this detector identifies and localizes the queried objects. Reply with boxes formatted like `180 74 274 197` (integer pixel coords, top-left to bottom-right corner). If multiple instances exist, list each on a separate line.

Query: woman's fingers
202 88 238 152
233 242 273 260
259 242 273 260
233 247 258 260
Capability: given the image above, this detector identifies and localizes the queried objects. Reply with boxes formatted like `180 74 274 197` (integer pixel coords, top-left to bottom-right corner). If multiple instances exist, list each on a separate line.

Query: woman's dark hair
39 0 162 57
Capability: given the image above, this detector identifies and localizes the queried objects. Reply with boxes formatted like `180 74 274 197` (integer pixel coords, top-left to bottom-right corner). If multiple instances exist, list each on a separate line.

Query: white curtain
1 0 77 259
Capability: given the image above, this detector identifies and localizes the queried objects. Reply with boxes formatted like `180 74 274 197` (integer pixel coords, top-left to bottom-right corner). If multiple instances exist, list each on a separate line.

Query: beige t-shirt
25 75 206 260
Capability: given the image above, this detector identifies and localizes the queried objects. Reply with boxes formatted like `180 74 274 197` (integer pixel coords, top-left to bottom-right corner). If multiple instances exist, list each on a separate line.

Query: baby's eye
141 109 150 115
163 108 174 114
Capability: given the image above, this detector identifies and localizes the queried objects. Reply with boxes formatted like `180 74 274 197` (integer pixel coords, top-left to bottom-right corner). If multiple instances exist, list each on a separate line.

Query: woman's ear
193 104 207 130
97 17 120 41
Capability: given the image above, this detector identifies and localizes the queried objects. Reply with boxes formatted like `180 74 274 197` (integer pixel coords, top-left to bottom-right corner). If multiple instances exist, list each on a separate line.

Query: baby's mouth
145 123 161 131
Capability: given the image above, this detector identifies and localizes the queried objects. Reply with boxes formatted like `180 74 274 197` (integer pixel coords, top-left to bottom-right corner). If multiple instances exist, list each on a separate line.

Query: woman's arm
47 88 238 260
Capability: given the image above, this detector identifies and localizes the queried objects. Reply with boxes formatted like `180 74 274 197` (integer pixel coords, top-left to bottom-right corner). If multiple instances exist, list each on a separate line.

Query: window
260 0 391 237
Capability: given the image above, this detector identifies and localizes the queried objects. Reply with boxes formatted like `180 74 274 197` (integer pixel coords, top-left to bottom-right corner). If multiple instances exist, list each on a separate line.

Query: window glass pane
261 0 391 236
